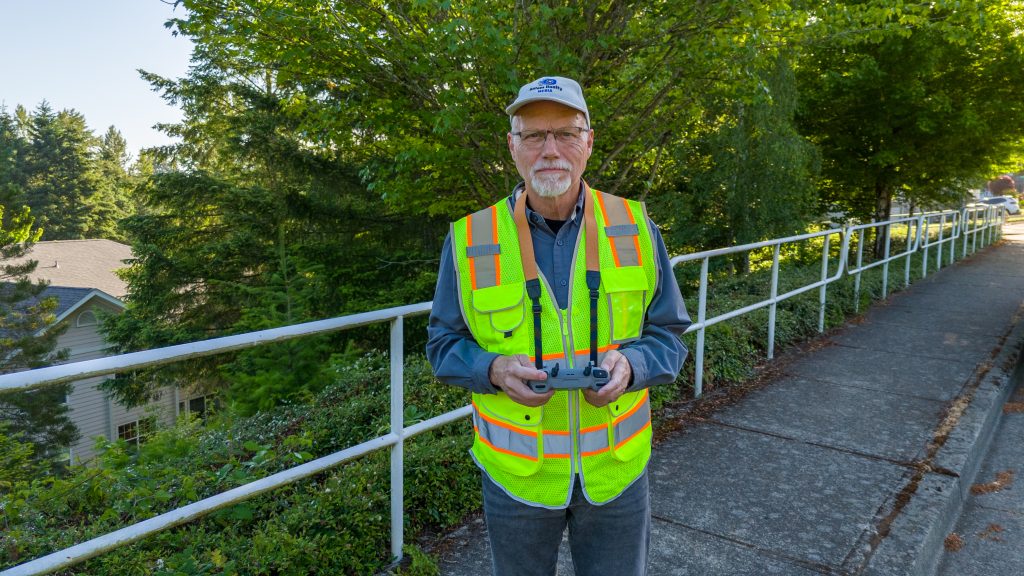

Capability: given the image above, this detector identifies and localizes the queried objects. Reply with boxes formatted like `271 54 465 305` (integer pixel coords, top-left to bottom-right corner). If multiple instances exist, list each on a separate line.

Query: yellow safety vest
451 186 658 507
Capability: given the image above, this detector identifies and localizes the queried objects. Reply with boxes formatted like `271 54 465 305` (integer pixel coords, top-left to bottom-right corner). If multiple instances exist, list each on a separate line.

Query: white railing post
767 245 781 360
948 213 957 265
882 224 891 298
854 228 865 312
922 217 931 278
390 316 405 564
973 210 979 253
903 220 913 288
694 258 708 398
818 235 830 332
960 210 966 258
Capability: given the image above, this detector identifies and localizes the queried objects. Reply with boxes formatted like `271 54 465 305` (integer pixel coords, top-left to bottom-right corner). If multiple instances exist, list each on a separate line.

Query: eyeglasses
512 126 588 149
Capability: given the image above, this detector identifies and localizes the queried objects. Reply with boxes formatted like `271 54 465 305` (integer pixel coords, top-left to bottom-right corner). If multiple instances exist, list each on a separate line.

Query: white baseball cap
505 76 590 126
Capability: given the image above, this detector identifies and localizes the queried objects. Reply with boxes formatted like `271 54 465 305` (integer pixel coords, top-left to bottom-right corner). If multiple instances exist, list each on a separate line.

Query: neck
525 182 582 220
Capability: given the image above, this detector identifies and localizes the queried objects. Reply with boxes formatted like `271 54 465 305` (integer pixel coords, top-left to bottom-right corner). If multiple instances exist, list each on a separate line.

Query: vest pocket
602 266 648 343
471 281 526 340
606 390 651 462
474 392 544 476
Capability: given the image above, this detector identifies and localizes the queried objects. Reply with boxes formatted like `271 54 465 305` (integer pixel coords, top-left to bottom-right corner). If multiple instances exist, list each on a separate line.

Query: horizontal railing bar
0 302 433 394
670 228 844 266
403 405 473 437
845 215 922 232
844 217 925 276
682 273 844 334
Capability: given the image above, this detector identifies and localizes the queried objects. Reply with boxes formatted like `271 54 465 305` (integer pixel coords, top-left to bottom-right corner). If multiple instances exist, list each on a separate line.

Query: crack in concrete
650 514 840 575
700 417 926 471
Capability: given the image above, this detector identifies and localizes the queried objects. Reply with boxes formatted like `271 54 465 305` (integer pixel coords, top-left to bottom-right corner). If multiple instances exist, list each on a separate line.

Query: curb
861 307 1024 576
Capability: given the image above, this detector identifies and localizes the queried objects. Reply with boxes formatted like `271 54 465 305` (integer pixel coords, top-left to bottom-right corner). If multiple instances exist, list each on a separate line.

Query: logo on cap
539 78 557 86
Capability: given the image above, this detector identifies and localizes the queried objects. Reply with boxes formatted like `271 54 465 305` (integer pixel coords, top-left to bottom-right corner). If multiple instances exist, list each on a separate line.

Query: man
427 76 690 576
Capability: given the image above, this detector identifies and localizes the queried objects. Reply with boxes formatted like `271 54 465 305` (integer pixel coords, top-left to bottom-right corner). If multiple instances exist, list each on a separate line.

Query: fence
0 205 1004 575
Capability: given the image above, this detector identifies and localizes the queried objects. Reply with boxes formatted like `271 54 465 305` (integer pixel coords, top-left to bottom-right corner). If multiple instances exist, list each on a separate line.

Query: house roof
39 286 98 318
9 239 133 298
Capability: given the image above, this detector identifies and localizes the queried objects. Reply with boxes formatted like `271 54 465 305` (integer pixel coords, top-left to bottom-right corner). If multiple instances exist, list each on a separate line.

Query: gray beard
532 173 572 198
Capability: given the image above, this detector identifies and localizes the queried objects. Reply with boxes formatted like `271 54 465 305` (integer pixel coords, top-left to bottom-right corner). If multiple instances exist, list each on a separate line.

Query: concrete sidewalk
437 223 1024 576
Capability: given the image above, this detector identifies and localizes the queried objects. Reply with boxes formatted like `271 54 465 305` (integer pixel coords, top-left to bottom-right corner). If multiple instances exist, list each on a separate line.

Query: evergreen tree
22 103 100 239
0 200 77 469
0 107 29 204
92 126 135 241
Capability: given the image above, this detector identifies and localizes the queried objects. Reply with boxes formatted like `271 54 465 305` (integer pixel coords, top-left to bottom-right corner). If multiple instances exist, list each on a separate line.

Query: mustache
531 160 572 176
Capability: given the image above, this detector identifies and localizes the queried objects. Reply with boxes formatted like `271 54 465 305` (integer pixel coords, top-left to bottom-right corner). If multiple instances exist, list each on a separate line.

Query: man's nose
540 132 561 156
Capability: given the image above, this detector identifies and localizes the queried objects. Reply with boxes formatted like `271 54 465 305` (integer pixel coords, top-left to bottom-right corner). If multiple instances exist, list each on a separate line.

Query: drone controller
528 363 610 393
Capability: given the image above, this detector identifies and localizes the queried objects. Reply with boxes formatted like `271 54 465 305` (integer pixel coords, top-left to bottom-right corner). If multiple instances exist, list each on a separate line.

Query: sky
0 0 195 155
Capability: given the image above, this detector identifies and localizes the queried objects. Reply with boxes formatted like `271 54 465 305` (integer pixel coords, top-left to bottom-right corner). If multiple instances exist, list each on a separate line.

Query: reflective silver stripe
467 243 501 257
613 395 651 446
474 408 539 460
543 433 572 457
579 427 609 455
599 192 640 267
470 207 499 289
605 224 639 237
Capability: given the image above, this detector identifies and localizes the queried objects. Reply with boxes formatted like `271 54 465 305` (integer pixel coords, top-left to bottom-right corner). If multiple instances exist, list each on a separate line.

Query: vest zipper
563 192 589 479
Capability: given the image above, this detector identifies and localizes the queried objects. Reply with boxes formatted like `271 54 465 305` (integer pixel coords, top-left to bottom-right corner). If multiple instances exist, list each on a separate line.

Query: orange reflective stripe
595 191 621 267
622 197 643 267
466 217 477 290
491 205 501 285
472 401 538 438
611 391 651 449
579 422 607 435
547 343 617 363
571 344 618 360
474 426 538 461
613 390 649 425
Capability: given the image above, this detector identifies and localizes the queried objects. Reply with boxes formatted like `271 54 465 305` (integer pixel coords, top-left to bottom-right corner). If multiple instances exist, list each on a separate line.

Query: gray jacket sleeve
425 223 691 394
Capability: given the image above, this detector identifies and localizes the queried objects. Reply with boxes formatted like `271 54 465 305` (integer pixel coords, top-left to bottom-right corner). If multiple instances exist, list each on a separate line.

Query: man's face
508 101 593 198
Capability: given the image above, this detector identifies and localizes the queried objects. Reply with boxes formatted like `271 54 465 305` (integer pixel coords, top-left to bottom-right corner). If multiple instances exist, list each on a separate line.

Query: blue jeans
481 470 651 576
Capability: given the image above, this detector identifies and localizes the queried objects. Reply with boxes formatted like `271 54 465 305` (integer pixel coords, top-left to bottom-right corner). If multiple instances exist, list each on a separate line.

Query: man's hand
489 354 555 407
582 349 632 408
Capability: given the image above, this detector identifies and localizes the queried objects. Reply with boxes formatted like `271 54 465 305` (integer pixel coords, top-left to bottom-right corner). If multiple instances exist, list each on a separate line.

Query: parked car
978 195 1020 215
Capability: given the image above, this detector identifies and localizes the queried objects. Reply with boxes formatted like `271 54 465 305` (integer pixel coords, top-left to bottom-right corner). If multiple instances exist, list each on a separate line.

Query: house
10 240 208 463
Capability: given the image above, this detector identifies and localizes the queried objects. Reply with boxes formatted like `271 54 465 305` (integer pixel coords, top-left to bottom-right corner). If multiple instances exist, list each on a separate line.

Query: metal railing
846 215 924 310
0 205 1006 575
670 227 849 397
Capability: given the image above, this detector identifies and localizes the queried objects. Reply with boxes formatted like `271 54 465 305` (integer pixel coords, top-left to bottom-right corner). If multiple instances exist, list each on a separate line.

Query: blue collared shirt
427 182 691 394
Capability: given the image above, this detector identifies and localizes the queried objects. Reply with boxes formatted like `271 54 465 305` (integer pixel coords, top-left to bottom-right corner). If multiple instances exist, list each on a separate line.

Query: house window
178 394 215 421
76 310 98 327
116 417 155 447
